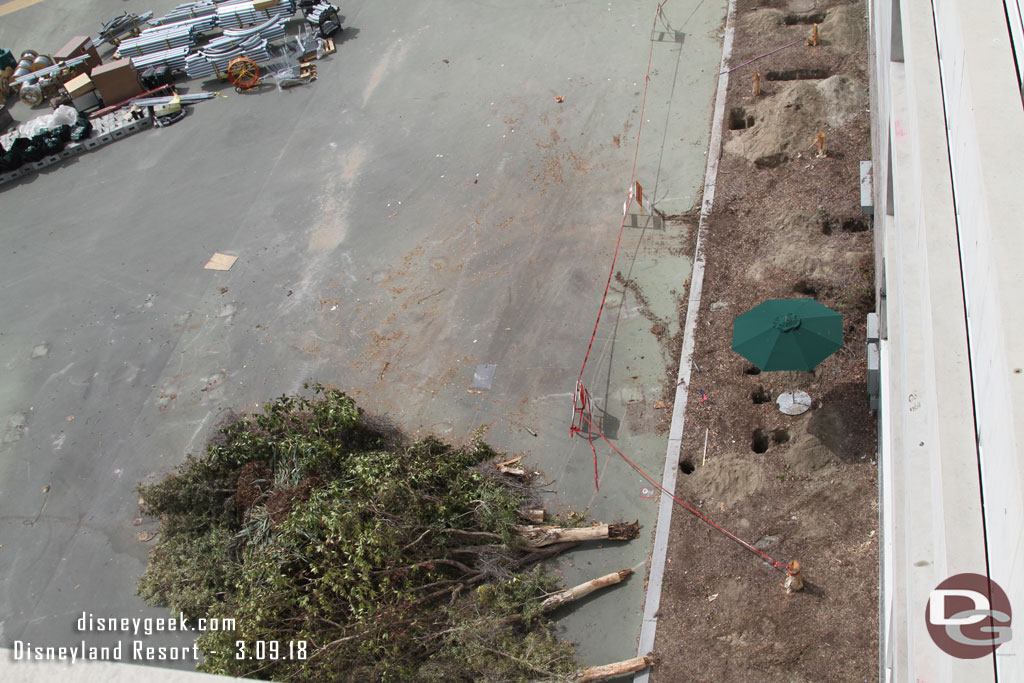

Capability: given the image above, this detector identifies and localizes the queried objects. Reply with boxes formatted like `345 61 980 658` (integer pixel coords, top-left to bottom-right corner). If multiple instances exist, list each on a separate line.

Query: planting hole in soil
841 216 870 232
765 68 832 80
771 428 791 445
754 153 788 169
822 215 870 235
751 386 770 404
744 365 762 375
729 107 755 130
679 458 696 475
783 11 827 24
793 279 817 296
752 428 771 454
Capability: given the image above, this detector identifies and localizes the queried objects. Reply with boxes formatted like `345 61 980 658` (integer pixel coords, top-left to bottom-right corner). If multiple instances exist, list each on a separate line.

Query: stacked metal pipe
150 0 219 26
184 34 272 79
12 54 90 87
304 2 337 25
97 12 155 47
130 92 217 107
215 0 296 30
130 45 191 71
222 15 288 42
116 22 205 58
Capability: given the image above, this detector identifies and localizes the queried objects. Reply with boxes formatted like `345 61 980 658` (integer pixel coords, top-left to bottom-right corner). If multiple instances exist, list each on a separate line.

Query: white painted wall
929 1 1024 676
869 0 1017 680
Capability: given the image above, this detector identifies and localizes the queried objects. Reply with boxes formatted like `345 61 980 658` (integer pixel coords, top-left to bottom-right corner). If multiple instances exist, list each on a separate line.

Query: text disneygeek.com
9 612 236 664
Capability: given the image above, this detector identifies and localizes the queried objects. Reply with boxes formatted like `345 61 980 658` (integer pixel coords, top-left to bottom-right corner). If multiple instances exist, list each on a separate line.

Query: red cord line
724 38 803 74
577 410 785 570
575 1 670 387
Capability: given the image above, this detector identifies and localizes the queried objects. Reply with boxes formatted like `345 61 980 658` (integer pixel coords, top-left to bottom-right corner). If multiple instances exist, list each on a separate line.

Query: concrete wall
929 1 1024 677
868 0 1018 680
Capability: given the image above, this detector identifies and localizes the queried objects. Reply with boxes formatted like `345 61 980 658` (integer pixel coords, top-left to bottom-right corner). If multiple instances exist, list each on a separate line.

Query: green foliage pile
137 386 579 681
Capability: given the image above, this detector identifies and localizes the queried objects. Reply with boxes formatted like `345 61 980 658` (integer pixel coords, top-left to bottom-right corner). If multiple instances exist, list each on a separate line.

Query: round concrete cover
777 390 812 415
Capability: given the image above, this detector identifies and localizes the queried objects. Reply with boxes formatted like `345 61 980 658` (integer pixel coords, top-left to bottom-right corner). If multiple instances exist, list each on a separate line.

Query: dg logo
925 573 1013 658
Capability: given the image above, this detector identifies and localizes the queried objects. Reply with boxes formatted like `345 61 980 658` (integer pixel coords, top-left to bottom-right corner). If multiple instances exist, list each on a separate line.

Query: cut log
608 520 640 540
541 568 632 611
513 520 639 547
576 655 655 682
518 508 546 524
496 454 525 476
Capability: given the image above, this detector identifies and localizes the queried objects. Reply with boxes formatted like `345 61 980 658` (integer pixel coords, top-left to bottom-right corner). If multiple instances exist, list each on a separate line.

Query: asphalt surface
0 0 726 674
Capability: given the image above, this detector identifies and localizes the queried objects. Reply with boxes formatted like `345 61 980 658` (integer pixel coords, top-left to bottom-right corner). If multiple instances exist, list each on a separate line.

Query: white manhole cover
776 390 812 415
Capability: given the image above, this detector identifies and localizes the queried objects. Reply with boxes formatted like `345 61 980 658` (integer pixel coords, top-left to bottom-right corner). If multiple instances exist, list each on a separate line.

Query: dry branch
514 520 639 548
496 454 525 476
575 654 654 682
541 568 632 611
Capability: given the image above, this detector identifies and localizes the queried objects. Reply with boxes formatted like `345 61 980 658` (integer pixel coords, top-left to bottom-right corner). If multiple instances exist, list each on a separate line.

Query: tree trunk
576 655 654 682
518 508 545 524
513 520 639 548
541 568 632 611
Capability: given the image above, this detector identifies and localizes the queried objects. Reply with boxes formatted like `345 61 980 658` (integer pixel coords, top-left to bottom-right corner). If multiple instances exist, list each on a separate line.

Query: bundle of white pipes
150 0 219 26
184 35 272 79
215 0 296 30
130 45 191 71
116 21 207 58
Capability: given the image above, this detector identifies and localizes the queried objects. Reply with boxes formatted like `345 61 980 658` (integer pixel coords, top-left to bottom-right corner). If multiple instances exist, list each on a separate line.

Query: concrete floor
0 0 725 674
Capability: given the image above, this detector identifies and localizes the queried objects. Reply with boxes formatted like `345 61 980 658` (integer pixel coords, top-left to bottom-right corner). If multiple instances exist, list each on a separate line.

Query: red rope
570 1 785 572
576 1 670 387
724 38 803 74
577 409 786 570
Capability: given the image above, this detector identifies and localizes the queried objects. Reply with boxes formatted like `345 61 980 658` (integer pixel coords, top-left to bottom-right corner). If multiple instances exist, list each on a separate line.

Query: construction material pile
184 16 287 79
149 0 219 26
215 0 297 29
104 1 314 76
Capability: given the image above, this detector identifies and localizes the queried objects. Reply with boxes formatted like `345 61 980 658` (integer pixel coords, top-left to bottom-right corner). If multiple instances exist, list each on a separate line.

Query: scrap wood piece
576 654 656 682
513 520 639 547
204 252 238 271
496 454 525 475
517 508 545 524
541 568 632 611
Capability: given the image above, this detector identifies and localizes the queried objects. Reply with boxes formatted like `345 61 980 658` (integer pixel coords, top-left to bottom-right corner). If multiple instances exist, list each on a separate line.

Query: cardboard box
89 59 143 105
54 35 102 71
64 73 95 99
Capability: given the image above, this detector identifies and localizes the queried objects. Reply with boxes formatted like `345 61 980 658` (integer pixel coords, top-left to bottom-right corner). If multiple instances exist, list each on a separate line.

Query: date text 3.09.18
234 640 308 660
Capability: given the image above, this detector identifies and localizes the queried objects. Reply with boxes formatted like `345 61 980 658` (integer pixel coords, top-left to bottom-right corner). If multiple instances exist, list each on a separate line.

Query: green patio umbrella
732 298 843 372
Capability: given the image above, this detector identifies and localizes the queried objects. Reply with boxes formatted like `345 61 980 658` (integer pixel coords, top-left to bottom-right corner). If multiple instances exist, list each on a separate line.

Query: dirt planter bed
651 1 878 681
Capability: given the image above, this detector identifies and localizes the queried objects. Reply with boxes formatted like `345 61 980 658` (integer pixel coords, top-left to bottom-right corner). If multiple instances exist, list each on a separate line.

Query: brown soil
651 1 878 681
236 462 272 520
265 477 321 526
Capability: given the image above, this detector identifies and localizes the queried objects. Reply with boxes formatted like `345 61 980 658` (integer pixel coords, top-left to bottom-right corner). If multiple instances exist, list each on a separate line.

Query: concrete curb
633 0 737 678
